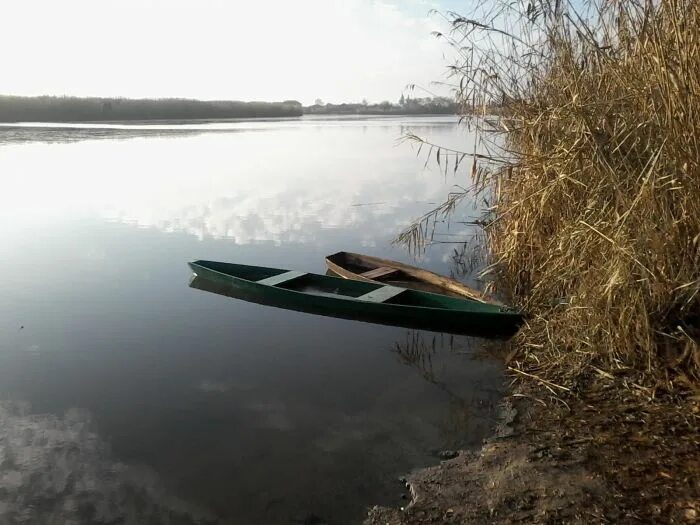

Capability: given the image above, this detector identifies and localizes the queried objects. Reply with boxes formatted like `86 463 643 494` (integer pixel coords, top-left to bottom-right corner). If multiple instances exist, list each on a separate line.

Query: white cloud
1 0 454 104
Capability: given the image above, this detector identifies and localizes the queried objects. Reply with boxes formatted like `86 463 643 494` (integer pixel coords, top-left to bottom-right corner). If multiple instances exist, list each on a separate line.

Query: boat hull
188 260 522 338
325 251 495 303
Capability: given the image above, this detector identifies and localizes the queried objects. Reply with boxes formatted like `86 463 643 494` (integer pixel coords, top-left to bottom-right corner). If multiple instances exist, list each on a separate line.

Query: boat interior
192 260 498 311
328 253 407 280
326 252 467 297
260 271 483 310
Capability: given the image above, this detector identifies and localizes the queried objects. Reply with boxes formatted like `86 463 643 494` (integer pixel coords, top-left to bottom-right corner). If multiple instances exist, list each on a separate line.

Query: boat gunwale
189 260 517 316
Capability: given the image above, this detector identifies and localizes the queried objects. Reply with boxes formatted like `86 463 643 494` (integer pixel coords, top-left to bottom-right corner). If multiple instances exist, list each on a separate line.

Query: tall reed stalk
400 0 700 390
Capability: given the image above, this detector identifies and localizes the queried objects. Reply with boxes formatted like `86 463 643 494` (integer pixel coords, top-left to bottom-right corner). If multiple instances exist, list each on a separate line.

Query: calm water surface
0 116 503 524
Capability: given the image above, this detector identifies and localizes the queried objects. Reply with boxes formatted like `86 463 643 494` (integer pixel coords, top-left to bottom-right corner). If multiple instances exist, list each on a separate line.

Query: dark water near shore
0 116 503 524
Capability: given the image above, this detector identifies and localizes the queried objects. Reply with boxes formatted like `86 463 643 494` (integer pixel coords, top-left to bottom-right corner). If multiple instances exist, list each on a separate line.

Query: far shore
0 95 457 123
0 113 457 128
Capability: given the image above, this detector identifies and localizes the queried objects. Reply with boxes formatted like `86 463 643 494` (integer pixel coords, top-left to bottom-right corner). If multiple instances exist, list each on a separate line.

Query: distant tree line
304 96 456 115
0 95 303 122
0 94 456 122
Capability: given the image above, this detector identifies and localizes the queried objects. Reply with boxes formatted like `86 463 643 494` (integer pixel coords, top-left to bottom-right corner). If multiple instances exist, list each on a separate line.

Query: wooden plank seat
357 285 406 303
360 266 399 280
256 271 306 286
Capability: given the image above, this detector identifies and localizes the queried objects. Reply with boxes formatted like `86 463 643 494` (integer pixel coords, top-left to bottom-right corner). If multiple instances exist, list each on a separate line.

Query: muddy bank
365 376 699 524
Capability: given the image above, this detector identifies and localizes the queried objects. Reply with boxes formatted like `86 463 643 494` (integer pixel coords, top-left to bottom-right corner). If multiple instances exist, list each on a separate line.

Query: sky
1 0 469 105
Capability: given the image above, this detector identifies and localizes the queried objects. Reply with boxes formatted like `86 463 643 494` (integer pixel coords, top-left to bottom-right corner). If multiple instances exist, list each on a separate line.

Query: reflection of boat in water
188 260 523 337
325 251 498 303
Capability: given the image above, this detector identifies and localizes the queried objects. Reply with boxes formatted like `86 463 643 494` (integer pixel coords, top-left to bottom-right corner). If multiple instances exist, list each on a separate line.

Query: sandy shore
365 376 699 524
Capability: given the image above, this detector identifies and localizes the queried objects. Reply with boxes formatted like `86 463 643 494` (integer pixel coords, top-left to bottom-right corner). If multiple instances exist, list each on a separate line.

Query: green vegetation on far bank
0 95 304 122
304 96 455 115
0 94 458 123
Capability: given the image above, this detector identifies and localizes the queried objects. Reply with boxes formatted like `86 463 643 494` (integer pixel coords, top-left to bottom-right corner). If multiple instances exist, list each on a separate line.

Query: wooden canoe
188 260 522 337
325 251 496 304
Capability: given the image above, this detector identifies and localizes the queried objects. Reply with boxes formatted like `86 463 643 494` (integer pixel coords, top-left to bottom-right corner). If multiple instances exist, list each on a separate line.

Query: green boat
188 260 523 337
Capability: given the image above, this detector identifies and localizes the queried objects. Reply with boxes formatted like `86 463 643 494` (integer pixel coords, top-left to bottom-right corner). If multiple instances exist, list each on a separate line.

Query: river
0 116 503 524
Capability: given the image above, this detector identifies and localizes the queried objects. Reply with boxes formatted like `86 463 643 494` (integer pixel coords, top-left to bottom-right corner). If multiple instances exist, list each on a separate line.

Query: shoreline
0 113 456 127
365 369 699 524
376 0 700 519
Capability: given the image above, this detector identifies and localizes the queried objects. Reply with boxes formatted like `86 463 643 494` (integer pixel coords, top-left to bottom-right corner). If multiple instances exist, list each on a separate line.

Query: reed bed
402 0 700 392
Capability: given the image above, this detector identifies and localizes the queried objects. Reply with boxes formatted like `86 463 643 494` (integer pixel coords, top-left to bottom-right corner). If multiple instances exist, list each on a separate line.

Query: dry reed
401 0 700 391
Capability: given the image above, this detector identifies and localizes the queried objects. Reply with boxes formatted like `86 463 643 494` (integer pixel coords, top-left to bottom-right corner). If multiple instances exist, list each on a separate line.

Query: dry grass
401 0 700 392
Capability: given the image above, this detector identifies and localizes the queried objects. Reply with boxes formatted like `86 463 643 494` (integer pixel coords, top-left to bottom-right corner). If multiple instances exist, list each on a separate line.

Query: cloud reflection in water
0 401 213 524
0 118 477 246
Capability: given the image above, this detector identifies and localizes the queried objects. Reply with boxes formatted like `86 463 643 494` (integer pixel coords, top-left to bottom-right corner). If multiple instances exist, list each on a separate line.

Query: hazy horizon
3 0 466 106
0 93 450 105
